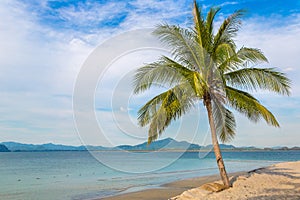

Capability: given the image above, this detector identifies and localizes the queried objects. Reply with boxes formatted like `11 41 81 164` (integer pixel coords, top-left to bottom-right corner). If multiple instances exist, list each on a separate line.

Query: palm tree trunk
205 98 231 188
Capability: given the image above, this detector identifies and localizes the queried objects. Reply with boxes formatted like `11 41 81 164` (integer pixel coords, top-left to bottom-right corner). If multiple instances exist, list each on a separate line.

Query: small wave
225 159 281 163
95 167 218 183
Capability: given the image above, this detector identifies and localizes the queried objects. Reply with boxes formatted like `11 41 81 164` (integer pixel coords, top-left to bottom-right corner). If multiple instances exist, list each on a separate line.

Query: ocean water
0 151 299 200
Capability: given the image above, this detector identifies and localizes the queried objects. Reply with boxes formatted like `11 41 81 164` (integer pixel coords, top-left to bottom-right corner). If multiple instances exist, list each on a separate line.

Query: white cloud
219 1 238 7
283 67 294 72
0 0 93 93
0 0 299 147
120 0 191 29
0 0 92 144
57 1 127 28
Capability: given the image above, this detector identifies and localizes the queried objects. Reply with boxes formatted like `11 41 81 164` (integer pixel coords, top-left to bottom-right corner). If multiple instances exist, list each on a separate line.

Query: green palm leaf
218 47 268 72
133 56 194 94
225 68 291 95
226 86 279 126
137 83 197 143
212 99 236 143
213 9 245 51
153 24 202 70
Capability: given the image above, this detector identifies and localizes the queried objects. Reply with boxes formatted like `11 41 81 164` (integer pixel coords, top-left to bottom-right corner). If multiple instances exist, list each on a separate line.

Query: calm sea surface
0 151 299 200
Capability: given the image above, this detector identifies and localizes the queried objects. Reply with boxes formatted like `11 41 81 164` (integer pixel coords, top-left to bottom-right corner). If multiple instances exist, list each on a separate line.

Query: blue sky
0 0 299 147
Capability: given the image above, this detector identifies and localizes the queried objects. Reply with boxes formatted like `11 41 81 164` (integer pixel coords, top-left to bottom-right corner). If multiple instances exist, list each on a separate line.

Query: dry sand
100 161 300 200
171 161 300 200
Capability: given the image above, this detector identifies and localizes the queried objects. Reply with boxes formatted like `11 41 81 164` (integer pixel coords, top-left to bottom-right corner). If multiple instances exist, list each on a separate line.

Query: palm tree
133 1 291 188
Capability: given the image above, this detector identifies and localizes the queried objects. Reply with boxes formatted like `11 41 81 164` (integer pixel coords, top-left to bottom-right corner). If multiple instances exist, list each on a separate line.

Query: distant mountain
203 144 236 150
264 146 300 151
271 146 285 150
291 146 300 150
115 138 201 151
1 139 299 152
0 138 203 152
0 144 10 152
84 145 111 151
1 142 88 152
239 146 257 150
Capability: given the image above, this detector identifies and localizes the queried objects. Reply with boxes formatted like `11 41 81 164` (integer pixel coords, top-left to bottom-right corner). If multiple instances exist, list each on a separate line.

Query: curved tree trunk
205 98 231 188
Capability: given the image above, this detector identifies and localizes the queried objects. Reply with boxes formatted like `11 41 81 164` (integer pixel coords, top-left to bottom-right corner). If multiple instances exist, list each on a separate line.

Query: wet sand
100 172 245 200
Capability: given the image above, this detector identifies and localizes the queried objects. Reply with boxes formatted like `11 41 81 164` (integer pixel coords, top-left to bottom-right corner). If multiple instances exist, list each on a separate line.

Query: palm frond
153 24 202 70
236 47 268 64
215 43 236 69
133 56 194 94
192 0 206 47
206 7 221 37
225 68 291 95
213 9 245 51
205 6 221 51
137 83 197 143
226 86 280 127
212 98 236 143
220 109 236 142
218 47 268 72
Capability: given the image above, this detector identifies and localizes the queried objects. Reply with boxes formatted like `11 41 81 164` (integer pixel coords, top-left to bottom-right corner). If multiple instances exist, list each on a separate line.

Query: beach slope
171 161 300 200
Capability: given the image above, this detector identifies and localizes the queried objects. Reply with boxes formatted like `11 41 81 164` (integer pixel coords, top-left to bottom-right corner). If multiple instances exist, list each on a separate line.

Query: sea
0 150 299 200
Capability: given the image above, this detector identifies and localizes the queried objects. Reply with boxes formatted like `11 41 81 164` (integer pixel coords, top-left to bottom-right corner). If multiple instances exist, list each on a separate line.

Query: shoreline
99 171 246 200
99 161 300 200
171 161 300 199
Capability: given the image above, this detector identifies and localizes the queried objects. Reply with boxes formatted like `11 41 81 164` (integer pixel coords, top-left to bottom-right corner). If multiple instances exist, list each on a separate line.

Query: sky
0 0 300 147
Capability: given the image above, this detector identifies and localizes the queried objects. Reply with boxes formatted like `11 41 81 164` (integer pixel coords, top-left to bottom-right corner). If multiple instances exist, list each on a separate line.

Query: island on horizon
1 138 299 152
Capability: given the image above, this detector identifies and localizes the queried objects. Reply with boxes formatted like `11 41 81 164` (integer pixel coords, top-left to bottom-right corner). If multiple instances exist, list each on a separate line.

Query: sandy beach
101 161 300 200
100 173 244 200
